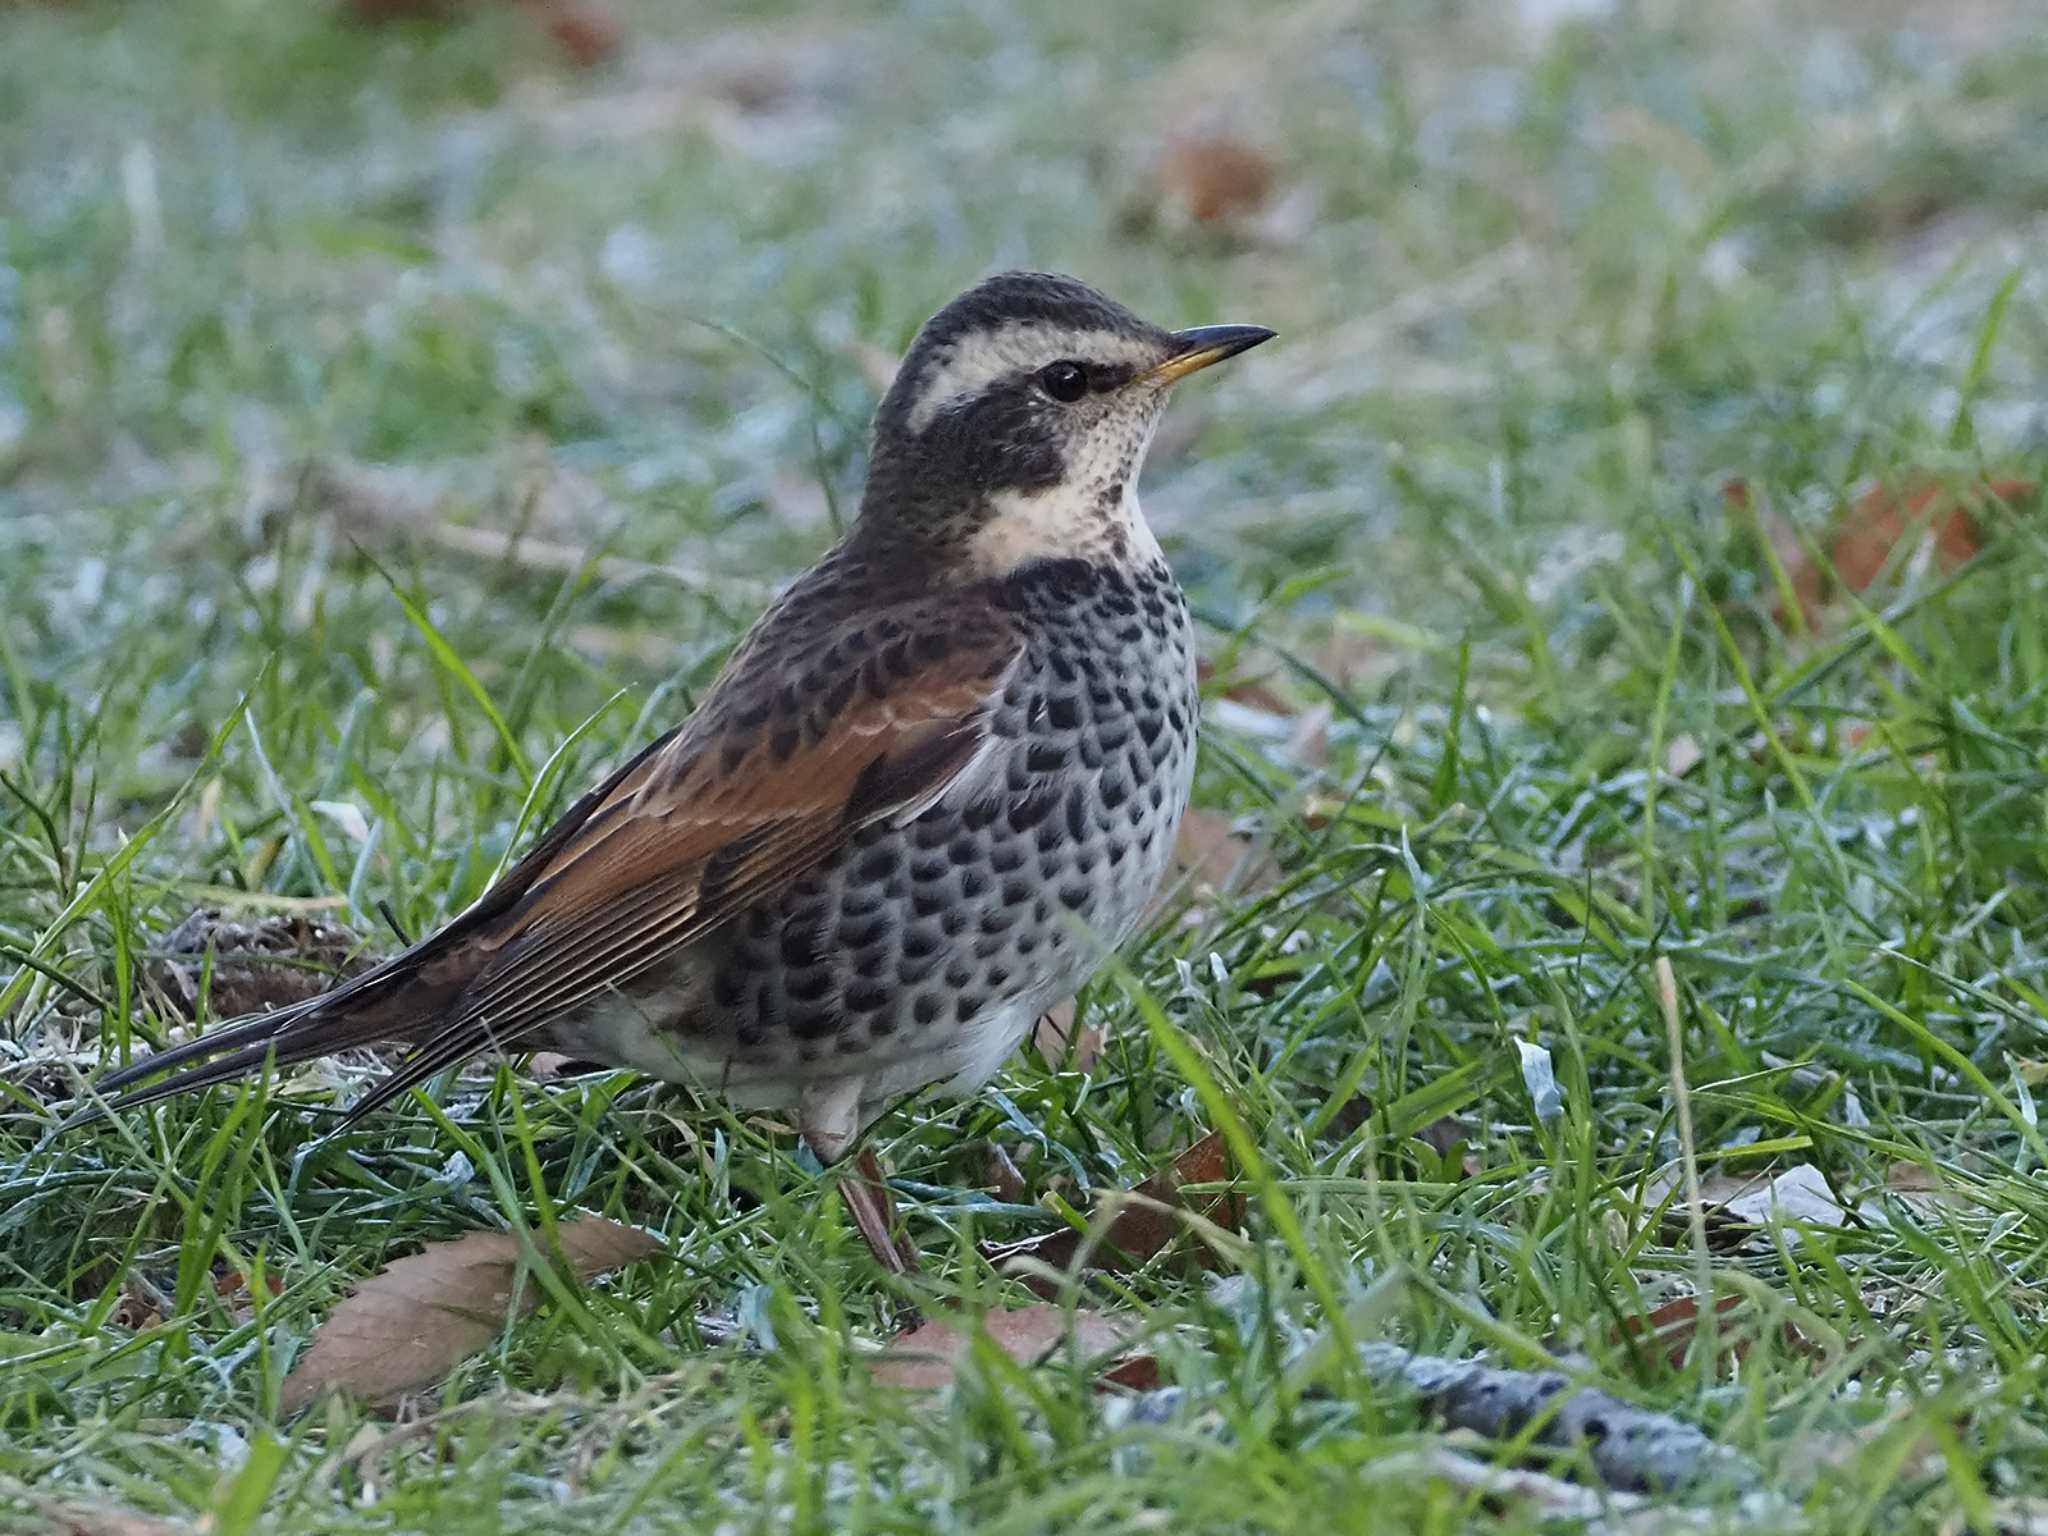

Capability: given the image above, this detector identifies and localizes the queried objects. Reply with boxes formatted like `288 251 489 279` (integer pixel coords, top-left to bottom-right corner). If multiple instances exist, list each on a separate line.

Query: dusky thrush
86 271 1273 1269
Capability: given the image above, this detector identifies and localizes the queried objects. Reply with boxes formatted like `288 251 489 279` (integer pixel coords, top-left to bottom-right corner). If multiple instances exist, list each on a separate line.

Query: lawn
4 0 2048 1530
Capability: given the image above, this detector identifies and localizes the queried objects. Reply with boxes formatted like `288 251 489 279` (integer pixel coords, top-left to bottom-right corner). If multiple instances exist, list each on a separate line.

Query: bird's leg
801 1077 919 1275
840 1146 918 1276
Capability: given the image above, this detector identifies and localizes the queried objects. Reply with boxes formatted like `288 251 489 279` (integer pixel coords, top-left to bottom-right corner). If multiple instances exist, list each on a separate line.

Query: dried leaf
1196 657 1293 716
1884 1161 1947 1193
346 0 623 65
1778 476 2036 626
983 1143 1029 1206
209 1265 282 1326
1704 1164 1844 1227
1162 808 1278 910
1619 1293 1741 1367
518 0 622 66
1614 1291 1818 1372
870 1306 1144 1391
1881 1160 1975 1219
1155 134 1275 226
842 1144 916 1275
279 1216 662 1413
1032 998 1102 1071
1646 1162 1846 1249
983 1131 1241 1294
1830 478 2014 588
146 908 371 1022
107 1278 162 1334
1097 1350 1163 1391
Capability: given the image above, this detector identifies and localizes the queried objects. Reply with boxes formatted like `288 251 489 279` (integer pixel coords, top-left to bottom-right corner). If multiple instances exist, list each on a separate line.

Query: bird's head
858 272 1272 574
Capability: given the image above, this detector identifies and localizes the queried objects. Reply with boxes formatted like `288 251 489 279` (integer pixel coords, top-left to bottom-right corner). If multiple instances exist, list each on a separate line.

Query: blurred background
6 7 2048 1521
6 0 2043 691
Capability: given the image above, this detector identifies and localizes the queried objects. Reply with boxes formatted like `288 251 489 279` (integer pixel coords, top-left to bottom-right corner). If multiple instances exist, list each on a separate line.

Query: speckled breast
682 554 1196 1102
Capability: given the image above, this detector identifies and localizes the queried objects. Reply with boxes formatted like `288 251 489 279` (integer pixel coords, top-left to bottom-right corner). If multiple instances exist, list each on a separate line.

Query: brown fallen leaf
1162 808 1279 912
213 1264 284 1326
1880 1159 1982 1220
146 908 372 1021
1614 1291 1817 1373
984 1143 1030 1206
279 1215 663 1413
1776 476 2036 627
1155 133 1275 227
107 1273 164 1333
1196 657 1293 716
1829 477 2025 588
870 1305 1148 1391
983 1131 1242 1296
517 0 621 66
344 0 622 66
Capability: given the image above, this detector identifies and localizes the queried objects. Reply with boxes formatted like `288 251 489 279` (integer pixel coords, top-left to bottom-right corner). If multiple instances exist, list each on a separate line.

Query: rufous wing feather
337 597 1025 1115
88 591 1022 1123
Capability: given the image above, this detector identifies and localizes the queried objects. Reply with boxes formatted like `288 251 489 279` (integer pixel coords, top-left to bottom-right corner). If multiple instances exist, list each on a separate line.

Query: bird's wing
337 593 1023 1119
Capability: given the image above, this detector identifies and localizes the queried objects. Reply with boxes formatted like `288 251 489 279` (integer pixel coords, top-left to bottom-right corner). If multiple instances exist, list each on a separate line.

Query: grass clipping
279 1216 663 1413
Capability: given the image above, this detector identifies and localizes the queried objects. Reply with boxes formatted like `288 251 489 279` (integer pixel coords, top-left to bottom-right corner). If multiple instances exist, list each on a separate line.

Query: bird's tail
73 950 457 1128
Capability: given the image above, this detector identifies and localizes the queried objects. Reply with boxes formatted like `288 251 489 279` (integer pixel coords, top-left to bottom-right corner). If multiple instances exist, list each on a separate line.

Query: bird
81 271 1273 1271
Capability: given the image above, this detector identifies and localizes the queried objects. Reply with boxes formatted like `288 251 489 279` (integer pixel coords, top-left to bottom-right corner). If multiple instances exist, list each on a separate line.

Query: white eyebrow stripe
903 324 1158 433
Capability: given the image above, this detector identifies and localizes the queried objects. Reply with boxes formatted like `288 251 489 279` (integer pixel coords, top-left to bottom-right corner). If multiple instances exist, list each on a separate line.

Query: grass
4 0 2048 1529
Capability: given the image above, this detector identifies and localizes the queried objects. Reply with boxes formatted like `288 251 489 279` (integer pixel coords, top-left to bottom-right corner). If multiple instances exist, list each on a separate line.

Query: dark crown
907 272 1154 357
875 272 1166 439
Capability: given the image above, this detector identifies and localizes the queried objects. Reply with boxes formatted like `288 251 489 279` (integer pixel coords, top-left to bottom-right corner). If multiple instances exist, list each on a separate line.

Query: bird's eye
1035 360 1088 403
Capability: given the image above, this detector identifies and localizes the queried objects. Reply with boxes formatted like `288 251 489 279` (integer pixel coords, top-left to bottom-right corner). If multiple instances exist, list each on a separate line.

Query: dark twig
1358 1343 1759 1495
1112 1344 1762 1502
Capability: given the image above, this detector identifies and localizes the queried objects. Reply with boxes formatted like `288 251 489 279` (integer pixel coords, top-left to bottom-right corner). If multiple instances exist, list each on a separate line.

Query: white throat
965 412 1165 576
968 478 1163 575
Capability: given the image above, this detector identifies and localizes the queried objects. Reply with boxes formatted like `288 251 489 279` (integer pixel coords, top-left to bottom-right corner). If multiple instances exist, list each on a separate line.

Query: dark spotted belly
556 558 1197 1107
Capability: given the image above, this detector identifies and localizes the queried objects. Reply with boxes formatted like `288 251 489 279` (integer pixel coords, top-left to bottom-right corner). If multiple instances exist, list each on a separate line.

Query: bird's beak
1142 323 1277 386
